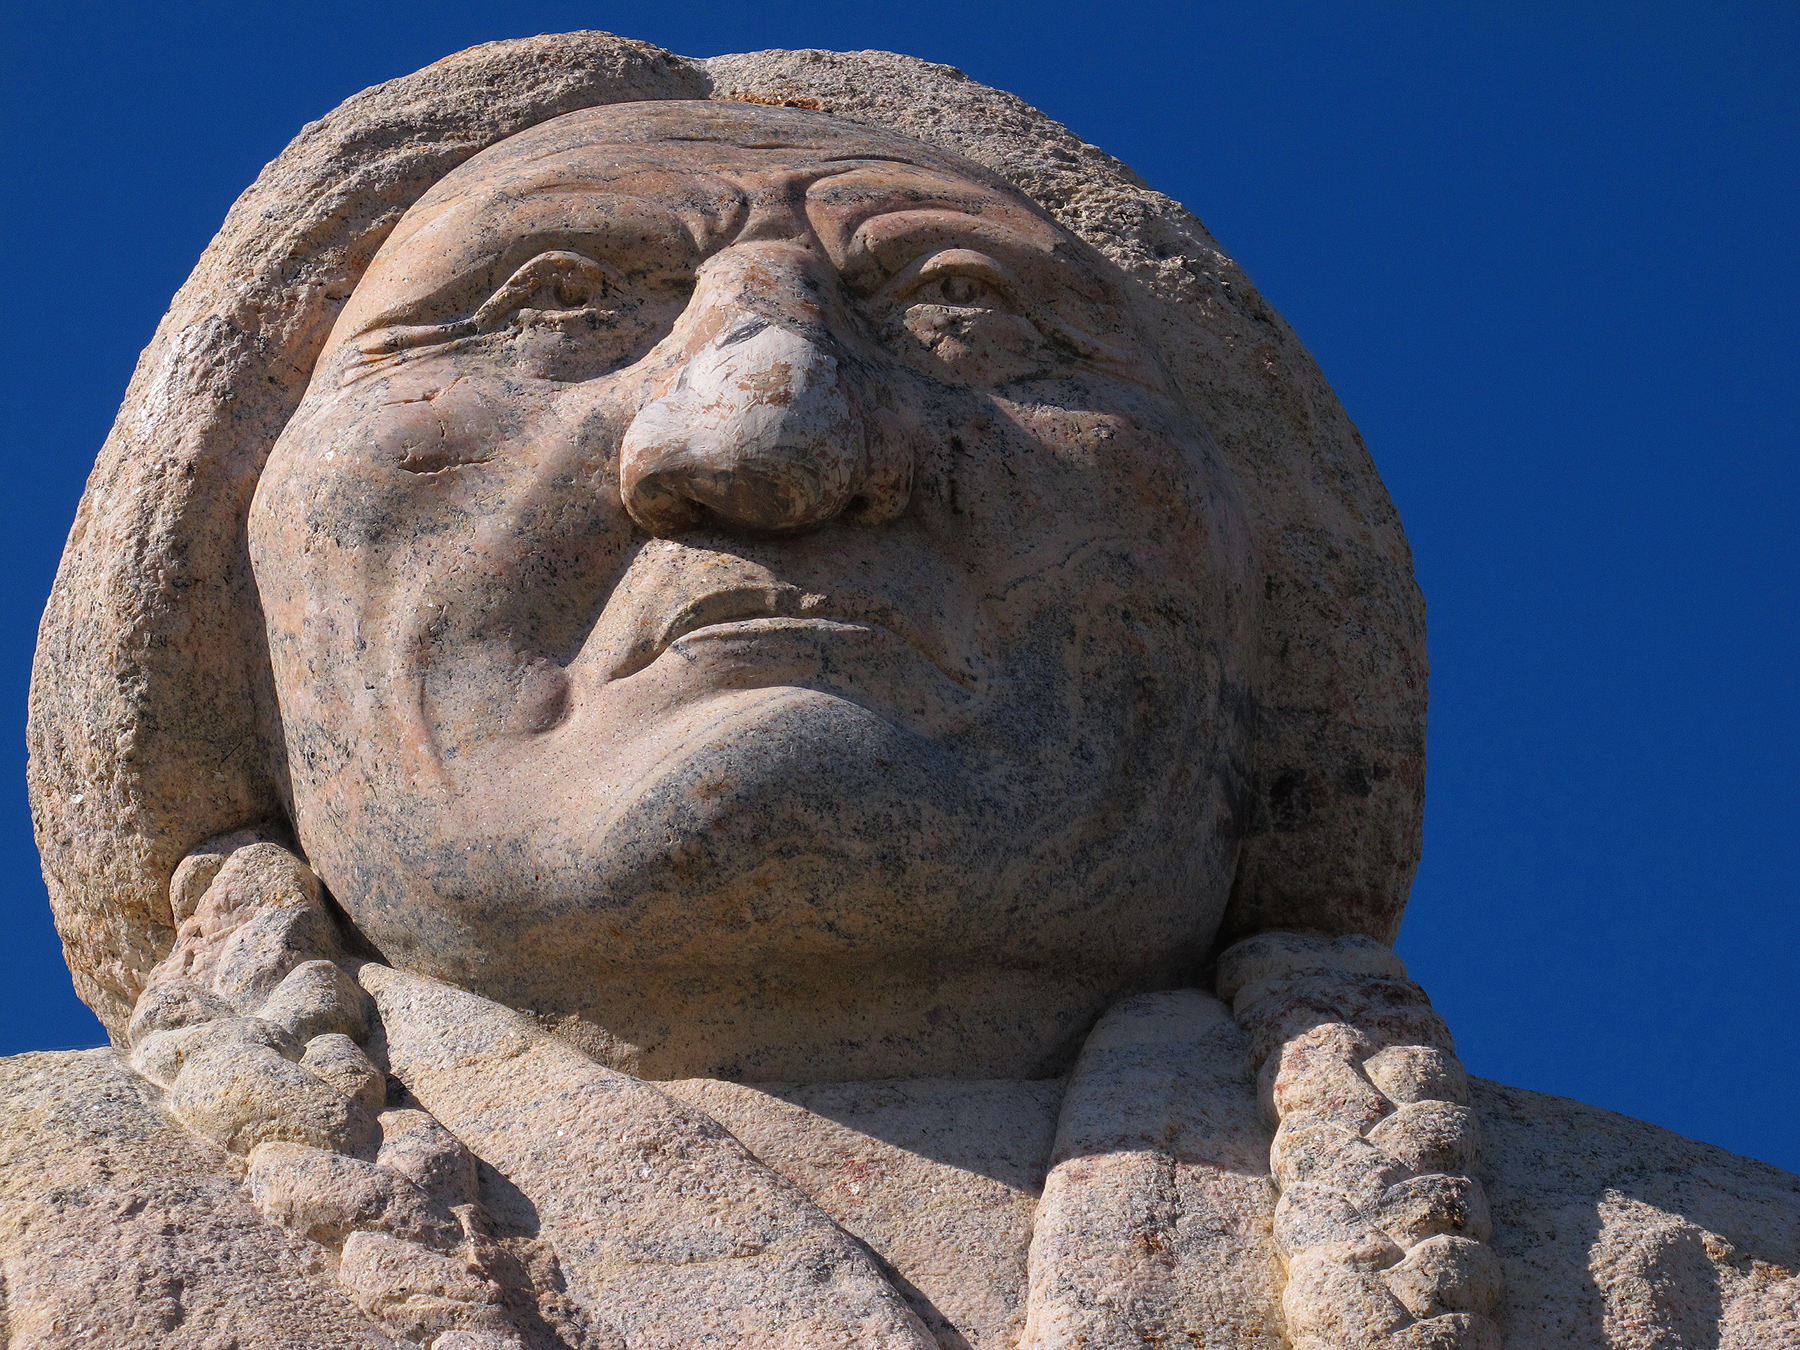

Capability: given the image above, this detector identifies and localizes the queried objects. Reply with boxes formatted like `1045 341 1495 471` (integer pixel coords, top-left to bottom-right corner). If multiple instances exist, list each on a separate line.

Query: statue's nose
619 249 906 535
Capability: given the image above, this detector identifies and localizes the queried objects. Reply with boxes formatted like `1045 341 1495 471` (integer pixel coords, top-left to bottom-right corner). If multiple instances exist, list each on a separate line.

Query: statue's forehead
435 99 1028 194
346 101 1081 334
389 100 1053 248
399 154 1040 253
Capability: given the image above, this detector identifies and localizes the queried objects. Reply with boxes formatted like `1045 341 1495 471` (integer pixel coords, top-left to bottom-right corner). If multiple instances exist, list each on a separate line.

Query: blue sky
3 2 1794 1171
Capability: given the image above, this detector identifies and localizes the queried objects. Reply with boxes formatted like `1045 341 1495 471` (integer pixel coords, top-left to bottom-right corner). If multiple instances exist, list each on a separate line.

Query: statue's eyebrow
343 195 708 337
832 204 1134 362
643 139 933 171
804 174 1033 267
807 154 946 168
803 164 1005 206
829 206 1068 287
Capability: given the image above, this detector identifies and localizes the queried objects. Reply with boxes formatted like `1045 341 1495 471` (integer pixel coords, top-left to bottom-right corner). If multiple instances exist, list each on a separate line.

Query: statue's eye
887 249 1025 315
555 276 595 308
354 250 689 384
907 272 1008 310
474 251 624 326
872 248 1047 384
357 252 632 356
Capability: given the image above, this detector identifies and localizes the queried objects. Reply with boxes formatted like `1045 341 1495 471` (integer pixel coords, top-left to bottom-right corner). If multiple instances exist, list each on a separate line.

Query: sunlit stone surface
5 31 1793 1349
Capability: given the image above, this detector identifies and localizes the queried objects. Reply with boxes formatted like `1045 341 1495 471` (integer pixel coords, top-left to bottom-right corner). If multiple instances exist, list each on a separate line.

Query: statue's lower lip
567 613 985 739
674 616 877 641
656 614 983 690
667 614 900 660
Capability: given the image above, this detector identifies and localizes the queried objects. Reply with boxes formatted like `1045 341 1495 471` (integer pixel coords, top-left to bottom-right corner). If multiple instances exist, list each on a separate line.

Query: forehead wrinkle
459 119 1019 205
472 159 748 212
456 156 1022 267
800 164 1040 262
438 164 750 260
421 101 1057 262
850 209 1055 259
457 96 1035 191
427 188 710 262
366 119 1086 321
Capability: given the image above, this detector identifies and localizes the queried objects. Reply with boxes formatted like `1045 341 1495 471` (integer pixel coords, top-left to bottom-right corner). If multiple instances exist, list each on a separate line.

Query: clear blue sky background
3 3 1794 1171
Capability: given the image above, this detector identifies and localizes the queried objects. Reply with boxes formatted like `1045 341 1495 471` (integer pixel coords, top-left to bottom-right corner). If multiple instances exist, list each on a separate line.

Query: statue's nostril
687 461 834 534
718 317 771 349
622 467 708 534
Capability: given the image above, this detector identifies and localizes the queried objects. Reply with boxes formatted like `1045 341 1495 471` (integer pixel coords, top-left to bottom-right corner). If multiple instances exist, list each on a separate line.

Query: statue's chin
337 686 985 985
311 683 1221 1075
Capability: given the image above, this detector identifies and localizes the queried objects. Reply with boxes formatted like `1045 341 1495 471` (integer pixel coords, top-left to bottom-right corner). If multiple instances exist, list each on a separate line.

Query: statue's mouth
609 581 985 691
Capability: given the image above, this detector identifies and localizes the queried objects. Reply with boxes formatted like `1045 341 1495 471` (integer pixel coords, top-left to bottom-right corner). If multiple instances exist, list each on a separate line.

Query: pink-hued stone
3 31 1791 1350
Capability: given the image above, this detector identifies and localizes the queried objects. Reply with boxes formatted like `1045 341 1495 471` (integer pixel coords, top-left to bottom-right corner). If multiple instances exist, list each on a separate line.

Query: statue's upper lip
612 583 983 689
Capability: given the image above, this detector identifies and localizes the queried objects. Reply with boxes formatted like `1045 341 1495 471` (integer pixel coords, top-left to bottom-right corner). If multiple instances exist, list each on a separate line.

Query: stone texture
244 94 1264 1083
0 1050 388 1348
29 32 712 1036
5 29 1793 1350
1020 990 1282 1349
662 1075 1061 1348
1474 1078 1800 1348
5 1033 1795 1347
359 964 938 1349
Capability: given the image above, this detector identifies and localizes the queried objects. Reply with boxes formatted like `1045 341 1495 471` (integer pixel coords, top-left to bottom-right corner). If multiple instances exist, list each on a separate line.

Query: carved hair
127 832 577 1349
1220 933 1502 1350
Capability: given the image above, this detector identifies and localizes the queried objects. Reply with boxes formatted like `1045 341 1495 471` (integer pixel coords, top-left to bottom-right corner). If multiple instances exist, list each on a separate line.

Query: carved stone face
249 101 1254 1078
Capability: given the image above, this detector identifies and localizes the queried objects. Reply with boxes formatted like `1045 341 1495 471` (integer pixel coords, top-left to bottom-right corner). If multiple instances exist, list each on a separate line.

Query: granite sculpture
4 31 1795 1350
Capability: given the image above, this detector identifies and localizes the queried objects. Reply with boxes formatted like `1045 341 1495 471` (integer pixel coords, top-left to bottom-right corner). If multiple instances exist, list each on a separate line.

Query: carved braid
129 842 1504 1348
1217 932 1504 1350
125 834 590 1350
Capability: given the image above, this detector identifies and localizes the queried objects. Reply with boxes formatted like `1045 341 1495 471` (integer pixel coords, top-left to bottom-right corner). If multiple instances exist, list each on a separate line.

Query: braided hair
1219 932 1503 1350
127 834 598 1350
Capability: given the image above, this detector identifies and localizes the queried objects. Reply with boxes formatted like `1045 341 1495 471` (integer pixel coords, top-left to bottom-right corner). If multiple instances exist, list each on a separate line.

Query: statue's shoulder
1473 1076 1800 1347
0 1048 382 1348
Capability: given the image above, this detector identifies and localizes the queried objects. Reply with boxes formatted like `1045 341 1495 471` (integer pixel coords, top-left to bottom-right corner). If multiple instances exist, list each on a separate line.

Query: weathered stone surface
248 94 1260 1085
1020 990 1282 1349
0 1050 388 1348
5 1036 1795 1347
664 1075 1061 1347
29 32 712 1037
1474 1078 1800 1348
31 32 1423 1042
359 963 939 1349
5 29 1793 1350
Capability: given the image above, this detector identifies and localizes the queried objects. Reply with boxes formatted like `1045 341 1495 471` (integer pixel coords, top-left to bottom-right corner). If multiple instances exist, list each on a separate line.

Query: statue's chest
661 1076 1063 1349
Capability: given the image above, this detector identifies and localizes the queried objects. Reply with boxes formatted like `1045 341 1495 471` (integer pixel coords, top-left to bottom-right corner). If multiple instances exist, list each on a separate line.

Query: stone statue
4 32 1794 1350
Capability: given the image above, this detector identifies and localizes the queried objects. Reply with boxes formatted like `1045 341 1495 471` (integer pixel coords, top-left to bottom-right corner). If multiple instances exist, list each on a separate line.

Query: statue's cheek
366 396 492 476
1002 397 1221 555
256 375 643 780
264 375 548 566
887 304 1049 386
